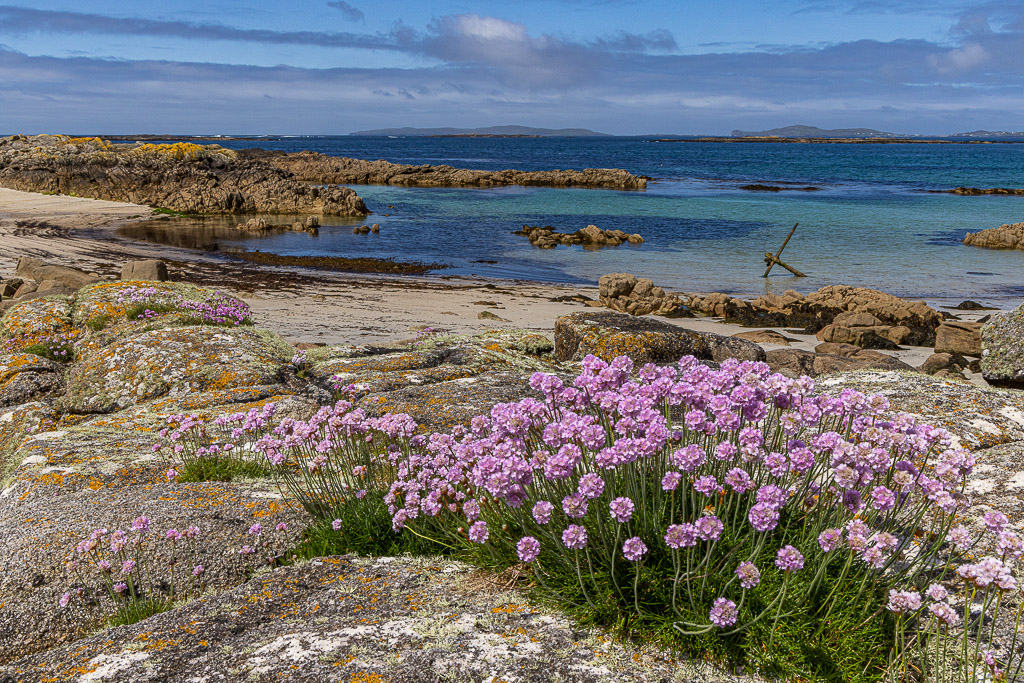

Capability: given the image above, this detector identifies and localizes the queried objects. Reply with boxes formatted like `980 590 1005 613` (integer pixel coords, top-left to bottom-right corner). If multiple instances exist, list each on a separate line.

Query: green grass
85 314 114 332
107 595 174 628
21 343 75 363
175 455 274 483
123 302 180 321
150 206 189 217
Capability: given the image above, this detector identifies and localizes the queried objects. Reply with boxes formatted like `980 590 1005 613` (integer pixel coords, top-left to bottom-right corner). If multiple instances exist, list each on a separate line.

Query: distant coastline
652 137 1024 144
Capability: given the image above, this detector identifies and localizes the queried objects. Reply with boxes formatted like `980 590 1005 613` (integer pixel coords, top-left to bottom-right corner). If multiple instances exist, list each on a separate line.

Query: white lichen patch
78 650 150 682
28 430 66 441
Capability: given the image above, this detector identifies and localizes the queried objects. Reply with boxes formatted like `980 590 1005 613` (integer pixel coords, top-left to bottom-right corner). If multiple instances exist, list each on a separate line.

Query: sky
0 0 1022 135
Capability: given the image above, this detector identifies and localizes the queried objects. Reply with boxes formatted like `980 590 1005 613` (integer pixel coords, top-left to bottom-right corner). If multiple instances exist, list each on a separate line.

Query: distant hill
951 130 1024 138
730 125 904 138
350 125 610 137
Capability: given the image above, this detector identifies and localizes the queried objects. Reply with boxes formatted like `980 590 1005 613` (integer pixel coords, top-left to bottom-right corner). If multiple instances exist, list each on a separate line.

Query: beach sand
0 187 994 382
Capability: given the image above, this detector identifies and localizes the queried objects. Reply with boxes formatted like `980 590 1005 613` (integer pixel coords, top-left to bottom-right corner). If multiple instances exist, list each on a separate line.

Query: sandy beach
0 186 995 379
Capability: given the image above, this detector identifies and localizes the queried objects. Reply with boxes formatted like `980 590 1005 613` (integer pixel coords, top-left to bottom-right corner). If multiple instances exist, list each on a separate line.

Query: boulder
935 321 982 357
121 259 170 282
0 279 22 299
765 348 816 377
766 347 914 378
13 281 37 298
554 311 765 365
598 273 636 299
981 303 1024 388
963 222 1024 251
597 273 686 317
732 330 794 346
13 258 100 291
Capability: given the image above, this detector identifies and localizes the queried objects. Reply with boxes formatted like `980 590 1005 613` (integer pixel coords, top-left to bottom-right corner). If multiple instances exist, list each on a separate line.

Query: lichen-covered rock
1 555 723 683
981 303 1024 388
240 148 649 191
817 371 1024 449
0 296 74 343
0 352 64 407
554 311 766 365
0 481 301 664
0 135 369 216
62 326 294 413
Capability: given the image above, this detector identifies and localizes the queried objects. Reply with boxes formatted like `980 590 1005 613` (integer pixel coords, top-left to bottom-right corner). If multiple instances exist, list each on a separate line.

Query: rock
935 321 983 357
306 216 320 228
517 225 643 249
237 217 269 231
627 233 645 244
816 324 902 349
13 281 37 298
766 347 914 378
953 300 998 311
371 223 380 233
0 135 368 216
981 303 1024 387
732 330 794 345
2 556 692 682
477 310 509 322
554 311 765 365
14 258 101 290
598 273 636 299
580 224 606 244
121 259 170 282
690 285 942 346
13 256 44 280
765 348 816 377
964 222 1024 250
813 342 862 357
0 280 21 299
0 353 64 407
237 148 648 191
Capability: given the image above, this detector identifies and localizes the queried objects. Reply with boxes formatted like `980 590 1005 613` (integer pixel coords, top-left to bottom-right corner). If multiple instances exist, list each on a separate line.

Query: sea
119 136 1024 307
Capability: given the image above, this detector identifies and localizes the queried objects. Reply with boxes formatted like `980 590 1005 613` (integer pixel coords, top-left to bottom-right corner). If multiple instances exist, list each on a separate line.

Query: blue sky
1 1 1022 134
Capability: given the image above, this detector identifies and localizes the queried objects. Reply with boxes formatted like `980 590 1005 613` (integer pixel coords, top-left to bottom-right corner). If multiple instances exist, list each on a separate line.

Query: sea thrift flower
275 522 288 533
533 501 554 525
121 560 137 574
517 536 540 563
332 519 342 531
664 523 698 549
696 515 724 542
928 602 960 627
59 592 72 608
693 476 719 496
661 471 682 491
775 545 804 572
131 516 150 532
468 521 489 544
562 525 588 550
577 473 604 499
748 503 779 533
985 511 1009 534
887 590 922 614
239 546 255 555
709 598 738 628
562 494 588 519
818 529 843 552
925 584 948 602
622 537 648 561
192 565 205 577
609 497 635 524
248 523 262 536
724 468 753 494
462 500 481 521
735 561 760 589
113 582 129 596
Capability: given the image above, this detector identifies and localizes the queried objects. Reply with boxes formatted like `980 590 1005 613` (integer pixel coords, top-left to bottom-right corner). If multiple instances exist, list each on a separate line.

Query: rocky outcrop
2 256 105 311
688 285 943 347
237 215 320 234
597 273 688 317
0 135 368 216
554 311 765 365
981 303 1024 388
765 345 914 378
948 187 1024 196
238 148 648 190
964 222 1024 250
517 224 644 248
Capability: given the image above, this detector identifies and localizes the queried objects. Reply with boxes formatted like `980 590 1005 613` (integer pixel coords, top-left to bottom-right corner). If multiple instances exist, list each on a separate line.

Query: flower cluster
61 517 203 623
4 329 82 362
116 286 251 326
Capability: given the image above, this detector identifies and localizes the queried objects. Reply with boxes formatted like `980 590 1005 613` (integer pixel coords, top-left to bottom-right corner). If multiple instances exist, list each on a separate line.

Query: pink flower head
275 522 288 533
609 497 635 524
248 523 262 536
532 501 554 525
735 561 760 589
577 473 605 499
661 471 682 492
709 597 738 628
192 565 205 577
695 515 724 542
131 516 150 532
664 523 698 549
332 519 343 531
468 520 489 544
775 545 804 572
622 536 648 562
984 511 1009 534
113 582 129 595
121 559 137 574
561 524 588 550
59 592 72 608
517 536 540 563
818 528 843 553
887 589 922 614
562 494 588 519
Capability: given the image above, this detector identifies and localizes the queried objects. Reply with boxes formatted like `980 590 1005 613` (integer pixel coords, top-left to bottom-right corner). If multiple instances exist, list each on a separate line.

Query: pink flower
332 519 342 531
622 537 648 562
709 597 737 628
517 536 540 563
561 524 588 550
609 497 635 524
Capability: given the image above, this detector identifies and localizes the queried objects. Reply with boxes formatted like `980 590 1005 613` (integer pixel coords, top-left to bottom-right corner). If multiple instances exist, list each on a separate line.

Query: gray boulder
981 303 1024 388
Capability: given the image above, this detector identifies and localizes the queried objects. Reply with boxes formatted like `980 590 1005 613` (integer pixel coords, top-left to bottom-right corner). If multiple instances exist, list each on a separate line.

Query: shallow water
122 136 1024 306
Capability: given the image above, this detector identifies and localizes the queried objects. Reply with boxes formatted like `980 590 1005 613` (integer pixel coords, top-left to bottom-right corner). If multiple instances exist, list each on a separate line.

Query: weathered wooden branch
762 223 805 277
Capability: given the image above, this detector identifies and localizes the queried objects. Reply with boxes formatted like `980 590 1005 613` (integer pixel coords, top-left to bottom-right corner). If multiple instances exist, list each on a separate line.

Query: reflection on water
117 214 365 251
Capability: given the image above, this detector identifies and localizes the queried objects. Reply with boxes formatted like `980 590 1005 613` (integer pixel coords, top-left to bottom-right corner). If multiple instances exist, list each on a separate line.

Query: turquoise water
138 137 1024 305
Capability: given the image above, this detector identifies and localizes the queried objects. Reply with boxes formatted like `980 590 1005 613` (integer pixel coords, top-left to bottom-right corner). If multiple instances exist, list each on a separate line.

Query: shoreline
0 187 1006 385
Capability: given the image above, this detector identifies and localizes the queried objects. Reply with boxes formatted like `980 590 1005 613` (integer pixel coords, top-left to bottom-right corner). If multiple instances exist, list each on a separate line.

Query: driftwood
763 223 806 277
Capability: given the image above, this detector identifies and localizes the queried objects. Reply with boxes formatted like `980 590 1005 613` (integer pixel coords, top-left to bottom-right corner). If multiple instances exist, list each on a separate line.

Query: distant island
349 125 610 137
730 125 906 138
951 130 1024 138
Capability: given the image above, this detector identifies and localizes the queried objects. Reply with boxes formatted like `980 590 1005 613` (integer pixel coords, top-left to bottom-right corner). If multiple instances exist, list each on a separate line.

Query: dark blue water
136 136 1024 305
